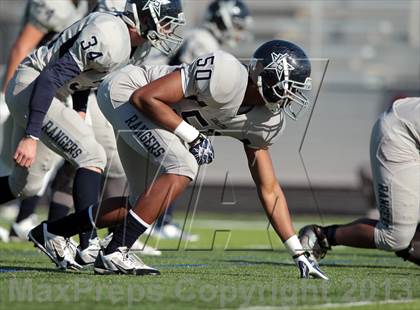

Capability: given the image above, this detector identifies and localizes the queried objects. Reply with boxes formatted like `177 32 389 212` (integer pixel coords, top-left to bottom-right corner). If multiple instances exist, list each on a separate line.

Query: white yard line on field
236 298 415 310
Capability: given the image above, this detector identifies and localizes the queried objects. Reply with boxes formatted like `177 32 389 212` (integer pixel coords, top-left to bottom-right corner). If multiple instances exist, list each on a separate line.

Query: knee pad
183 157 198 181
166 153 198 181
374 223 413 252
77 142 107 172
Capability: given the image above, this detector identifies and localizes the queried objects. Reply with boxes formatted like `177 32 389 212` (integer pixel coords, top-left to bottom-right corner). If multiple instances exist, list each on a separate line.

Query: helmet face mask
249 40 312 120
268 76 312 119
145 10 185 56
125 0 186 56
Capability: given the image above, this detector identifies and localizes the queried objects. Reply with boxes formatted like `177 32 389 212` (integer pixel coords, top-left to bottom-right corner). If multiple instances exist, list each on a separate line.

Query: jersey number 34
81 35 103 61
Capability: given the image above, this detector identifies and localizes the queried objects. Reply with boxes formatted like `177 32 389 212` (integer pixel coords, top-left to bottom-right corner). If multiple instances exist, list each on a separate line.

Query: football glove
293 251 329 280
189 134 214 165
298 225 331 262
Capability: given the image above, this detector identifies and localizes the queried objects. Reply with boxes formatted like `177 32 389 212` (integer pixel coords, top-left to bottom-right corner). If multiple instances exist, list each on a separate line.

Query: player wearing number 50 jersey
29 40 328 279
0 0 185 270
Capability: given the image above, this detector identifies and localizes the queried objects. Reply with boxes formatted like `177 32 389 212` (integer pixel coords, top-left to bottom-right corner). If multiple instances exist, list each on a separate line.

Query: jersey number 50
195 56 215 81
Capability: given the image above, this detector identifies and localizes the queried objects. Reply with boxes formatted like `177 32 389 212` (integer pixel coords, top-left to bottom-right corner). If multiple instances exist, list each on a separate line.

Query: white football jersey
144 27 220 66
103 51 285 149
22 12 132 100
24 0 88 34
94 0 126 12
170 27 220 65
392 97 420 145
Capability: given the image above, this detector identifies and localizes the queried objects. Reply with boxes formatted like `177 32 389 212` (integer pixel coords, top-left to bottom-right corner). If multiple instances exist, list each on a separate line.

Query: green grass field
1 214 420 310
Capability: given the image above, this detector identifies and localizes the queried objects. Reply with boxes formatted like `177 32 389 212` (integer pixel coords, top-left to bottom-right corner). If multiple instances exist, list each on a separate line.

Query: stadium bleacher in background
0 0 419 215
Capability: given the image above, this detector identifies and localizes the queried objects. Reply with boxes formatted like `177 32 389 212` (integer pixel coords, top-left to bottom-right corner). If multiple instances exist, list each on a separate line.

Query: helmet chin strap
122 3 141 35
132 3 142 36
257 57 291 115
257 76 281 114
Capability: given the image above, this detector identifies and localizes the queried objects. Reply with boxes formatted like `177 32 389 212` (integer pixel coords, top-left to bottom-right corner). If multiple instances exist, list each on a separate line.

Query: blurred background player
168 0 252 65
145 0 253 242
0 0 89 242
299 97 420 267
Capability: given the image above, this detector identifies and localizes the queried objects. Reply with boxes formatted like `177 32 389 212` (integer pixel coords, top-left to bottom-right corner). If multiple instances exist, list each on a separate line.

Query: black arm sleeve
72 89 90 113
26 52 81 137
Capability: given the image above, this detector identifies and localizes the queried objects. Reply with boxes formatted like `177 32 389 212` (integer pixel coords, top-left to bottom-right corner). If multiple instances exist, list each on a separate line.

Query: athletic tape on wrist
174 120 199 143
284 235 305 257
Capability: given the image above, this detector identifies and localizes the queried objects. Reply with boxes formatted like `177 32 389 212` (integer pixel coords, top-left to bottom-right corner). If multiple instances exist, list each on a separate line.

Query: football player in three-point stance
29 39 329 279
0 0 185 269
146 0 253 242
299 97 420 267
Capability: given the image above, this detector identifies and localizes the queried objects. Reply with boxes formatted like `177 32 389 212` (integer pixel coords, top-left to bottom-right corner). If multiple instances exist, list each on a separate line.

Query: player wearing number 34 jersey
1 0 185 270
30 40 329 279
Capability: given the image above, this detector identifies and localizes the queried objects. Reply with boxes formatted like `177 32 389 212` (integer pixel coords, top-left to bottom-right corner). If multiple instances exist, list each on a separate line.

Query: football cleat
294 252 329 280
94 247 160 276
101 233 162 256
150 223 199 242
9 214 38 242
298 225 331 261
0 226 9 243
75 237 101 266
28 222 82 270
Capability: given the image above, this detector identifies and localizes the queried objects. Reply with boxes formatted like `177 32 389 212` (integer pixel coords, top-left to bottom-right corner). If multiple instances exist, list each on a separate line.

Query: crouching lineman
146 0 253 242
29 40 329 279
1 0 185 269
299 97 420 267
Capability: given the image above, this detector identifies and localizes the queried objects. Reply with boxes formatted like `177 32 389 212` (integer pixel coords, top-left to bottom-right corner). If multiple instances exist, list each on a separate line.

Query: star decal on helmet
265 52 295 80
143 0 171 15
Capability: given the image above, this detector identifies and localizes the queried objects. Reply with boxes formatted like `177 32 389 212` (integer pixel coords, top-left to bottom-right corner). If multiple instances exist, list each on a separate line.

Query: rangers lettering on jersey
125 115 165 157
42 121 83 159
377 184 391 227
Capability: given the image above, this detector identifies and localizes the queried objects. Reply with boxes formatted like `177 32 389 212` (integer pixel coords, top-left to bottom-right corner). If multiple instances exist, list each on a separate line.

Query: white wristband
174 120 199 143
26 134 40 141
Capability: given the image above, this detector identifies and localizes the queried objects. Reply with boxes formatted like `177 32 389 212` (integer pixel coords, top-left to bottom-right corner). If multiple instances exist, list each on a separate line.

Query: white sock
284 235 304 257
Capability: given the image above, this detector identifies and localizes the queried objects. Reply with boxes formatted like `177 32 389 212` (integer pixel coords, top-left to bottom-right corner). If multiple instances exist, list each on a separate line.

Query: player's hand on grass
189 134 214 165
14 136 38 168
